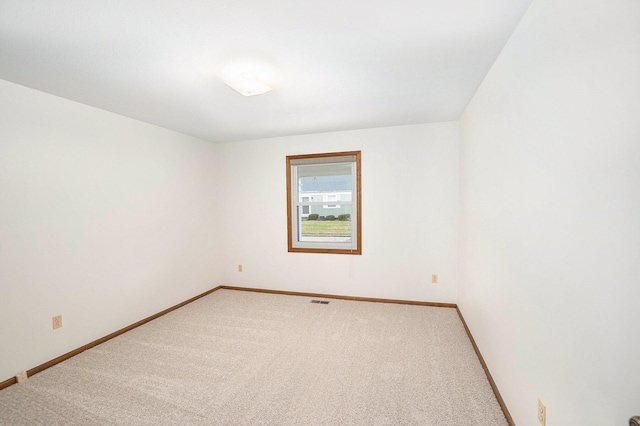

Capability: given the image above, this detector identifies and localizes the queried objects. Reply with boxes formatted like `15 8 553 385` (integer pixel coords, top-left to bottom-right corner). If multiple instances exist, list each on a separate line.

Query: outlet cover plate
538 398 546 426
52 315 62 330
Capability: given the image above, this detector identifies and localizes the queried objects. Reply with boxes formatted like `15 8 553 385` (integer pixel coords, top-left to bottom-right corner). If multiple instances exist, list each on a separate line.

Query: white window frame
286 151 361 255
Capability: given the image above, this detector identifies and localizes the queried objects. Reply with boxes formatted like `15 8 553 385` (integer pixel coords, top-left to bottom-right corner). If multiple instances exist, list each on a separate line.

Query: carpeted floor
0 289 508 425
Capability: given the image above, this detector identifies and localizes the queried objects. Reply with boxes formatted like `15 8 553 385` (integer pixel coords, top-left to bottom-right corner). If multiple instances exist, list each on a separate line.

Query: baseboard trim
0 286 223 391
455 307 515 426
220 285 458 308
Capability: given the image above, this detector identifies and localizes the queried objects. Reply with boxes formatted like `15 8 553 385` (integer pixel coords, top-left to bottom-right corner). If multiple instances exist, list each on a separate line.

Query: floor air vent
310 300 330 304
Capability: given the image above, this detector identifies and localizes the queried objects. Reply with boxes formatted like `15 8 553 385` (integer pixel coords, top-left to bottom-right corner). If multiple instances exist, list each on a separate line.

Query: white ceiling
0 0 532 143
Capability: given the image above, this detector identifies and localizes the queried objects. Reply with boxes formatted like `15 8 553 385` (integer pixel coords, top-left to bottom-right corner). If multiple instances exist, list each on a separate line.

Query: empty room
1 0 639 425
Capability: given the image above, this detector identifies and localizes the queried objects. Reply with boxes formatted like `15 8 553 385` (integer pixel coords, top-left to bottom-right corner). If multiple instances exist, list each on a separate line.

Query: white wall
217 123 459 302
0 80 221 383
459 0 640 424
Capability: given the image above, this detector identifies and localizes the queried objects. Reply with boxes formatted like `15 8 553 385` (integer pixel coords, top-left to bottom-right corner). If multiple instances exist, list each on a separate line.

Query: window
301 197 310 216
324 194 339 209
287 151 361 254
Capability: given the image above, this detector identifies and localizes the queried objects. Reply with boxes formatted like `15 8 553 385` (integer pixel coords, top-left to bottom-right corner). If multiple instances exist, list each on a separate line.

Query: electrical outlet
431 274 438 284
538 398 546 426
52 315 62 330
238 264 243 272
16 371 28 383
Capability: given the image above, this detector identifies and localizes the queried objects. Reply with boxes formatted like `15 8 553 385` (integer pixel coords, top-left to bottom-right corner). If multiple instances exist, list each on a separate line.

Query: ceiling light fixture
223 74 273 97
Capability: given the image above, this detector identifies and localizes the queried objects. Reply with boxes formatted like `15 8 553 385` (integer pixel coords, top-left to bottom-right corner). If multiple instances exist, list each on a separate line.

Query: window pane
297 168 352 212
298 175 352 196
298 205 352 243
287 150 360 255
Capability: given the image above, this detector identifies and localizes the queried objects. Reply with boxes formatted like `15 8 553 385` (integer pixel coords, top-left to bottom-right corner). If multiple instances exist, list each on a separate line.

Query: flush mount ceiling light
223 73 273 97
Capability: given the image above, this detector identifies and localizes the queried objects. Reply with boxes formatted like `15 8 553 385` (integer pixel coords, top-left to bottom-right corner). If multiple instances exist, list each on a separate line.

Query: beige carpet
0 289 508 425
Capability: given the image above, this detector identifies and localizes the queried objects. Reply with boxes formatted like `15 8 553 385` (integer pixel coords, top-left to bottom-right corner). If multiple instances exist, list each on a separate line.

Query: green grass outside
301 220 351 236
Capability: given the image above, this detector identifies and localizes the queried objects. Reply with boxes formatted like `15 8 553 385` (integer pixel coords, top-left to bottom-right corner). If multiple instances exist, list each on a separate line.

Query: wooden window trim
286 151 362 255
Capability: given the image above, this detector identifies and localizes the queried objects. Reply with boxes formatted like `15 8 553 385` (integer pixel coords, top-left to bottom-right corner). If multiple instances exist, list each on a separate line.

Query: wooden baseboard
219 285 457 308
0 286 223 391
455 307 515 426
